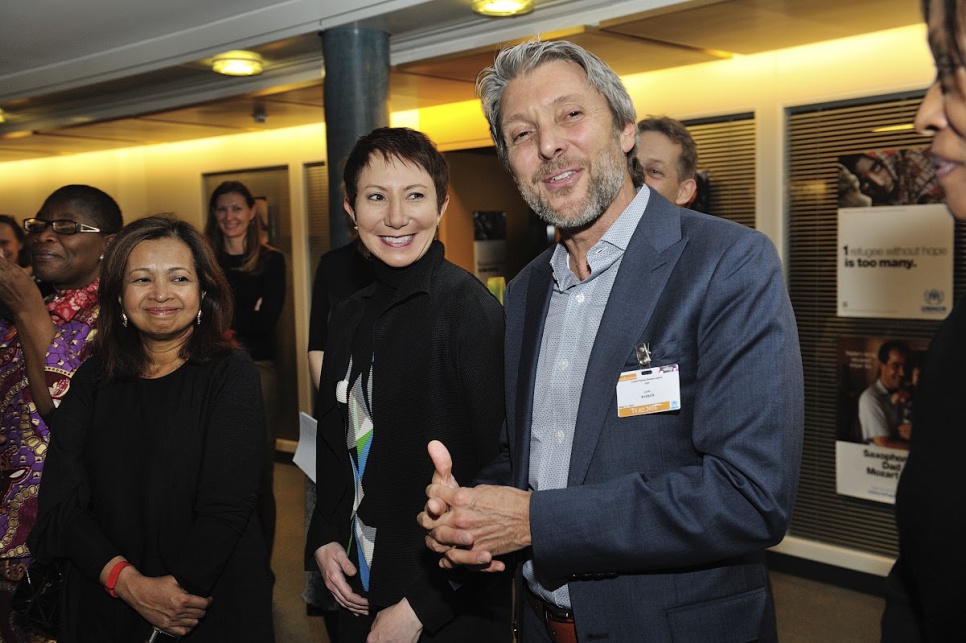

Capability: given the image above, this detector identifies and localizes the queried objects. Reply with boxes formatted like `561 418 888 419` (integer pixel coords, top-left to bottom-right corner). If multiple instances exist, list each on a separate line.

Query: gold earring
121 312 128 328
196 309 202 325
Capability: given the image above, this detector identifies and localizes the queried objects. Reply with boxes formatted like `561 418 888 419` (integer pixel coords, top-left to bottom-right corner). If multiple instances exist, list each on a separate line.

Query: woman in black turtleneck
306 127 511 643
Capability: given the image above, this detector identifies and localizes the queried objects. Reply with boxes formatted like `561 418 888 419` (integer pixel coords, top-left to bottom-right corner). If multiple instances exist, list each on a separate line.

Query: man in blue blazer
419 39 804 643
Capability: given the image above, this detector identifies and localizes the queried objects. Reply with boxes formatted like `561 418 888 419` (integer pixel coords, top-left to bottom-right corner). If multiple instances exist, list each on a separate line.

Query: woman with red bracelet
29 216 273 641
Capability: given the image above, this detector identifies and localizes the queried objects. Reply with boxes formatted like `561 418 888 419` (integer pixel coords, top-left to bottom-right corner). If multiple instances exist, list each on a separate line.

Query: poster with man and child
835 336 928 504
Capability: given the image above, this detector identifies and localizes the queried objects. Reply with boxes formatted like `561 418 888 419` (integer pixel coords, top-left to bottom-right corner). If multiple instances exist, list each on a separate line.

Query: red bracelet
105 560 133 598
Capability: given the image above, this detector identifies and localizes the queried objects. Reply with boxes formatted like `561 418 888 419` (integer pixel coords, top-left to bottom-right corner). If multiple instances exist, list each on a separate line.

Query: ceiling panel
0 0 932 163
608 0 922 55
566 29 724 74
147 96 322 131
0 132 151 155
48 118 242 145
389 72 477 110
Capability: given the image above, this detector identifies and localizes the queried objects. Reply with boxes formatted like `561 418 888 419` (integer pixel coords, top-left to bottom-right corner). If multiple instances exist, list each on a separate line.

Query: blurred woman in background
0 214 30 271
205 181 285 557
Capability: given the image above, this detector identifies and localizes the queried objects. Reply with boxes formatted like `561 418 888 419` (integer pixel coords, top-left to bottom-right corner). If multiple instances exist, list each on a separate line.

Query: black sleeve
231 249 286 337
31 360 123 583
168 353 265 595
307 255 330 353
405 282 508 634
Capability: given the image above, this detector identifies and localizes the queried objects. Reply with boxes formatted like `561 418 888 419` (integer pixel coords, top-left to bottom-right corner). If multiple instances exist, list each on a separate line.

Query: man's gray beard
519 148 626 231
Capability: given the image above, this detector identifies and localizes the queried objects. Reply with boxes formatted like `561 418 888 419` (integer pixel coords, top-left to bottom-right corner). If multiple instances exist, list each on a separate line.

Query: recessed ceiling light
212 50 264 76
472 0 533 17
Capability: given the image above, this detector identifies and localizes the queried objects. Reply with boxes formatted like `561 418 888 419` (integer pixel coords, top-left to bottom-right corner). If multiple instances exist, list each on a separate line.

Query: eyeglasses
23 218 101 235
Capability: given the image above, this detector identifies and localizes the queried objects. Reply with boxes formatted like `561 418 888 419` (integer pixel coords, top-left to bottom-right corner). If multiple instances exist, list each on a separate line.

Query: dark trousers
881 557 922 643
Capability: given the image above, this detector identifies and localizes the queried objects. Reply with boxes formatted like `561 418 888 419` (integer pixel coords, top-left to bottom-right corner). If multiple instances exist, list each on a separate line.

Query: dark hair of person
94 215 236 379
476 39 644 187
878 339 911 364
838 153 872 176
343 127 450 212
38 184 124 234
637 115 699 181
0 214 29 267
204 180 266 274
923 0 966 67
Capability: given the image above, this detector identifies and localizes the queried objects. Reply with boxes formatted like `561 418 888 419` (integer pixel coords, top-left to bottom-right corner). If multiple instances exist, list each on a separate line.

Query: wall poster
473 210 507 299
835 335 929 504
837 147 953 320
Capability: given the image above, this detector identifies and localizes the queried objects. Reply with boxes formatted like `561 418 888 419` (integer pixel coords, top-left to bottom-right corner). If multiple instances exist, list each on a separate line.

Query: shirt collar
48 279 100 323
549 185 651 288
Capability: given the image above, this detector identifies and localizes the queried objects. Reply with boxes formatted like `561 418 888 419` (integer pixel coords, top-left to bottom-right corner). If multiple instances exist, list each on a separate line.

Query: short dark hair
205 180 265 273
343 127 449 211
878 340 910 364
0 214 28 267
94 215 236 379
637 116 699 181
38 184 123 234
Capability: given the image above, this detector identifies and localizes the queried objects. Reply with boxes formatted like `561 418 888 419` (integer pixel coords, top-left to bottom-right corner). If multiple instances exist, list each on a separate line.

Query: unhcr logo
922 289 947 314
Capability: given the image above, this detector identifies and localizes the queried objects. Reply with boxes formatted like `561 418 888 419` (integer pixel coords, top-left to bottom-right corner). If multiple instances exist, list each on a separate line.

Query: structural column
321 27 390 250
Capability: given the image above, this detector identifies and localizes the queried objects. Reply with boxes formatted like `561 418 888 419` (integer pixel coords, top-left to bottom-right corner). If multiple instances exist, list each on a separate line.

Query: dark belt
525 587 577 643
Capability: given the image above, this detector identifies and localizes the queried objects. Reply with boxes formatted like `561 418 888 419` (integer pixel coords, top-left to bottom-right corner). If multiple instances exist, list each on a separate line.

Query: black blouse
220 247 286 361
306 242 510 636
31 350 274 642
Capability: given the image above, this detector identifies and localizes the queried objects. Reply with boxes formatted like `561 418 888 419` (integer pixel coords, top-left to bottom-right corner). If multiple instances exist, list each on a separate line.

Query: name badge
616 365 681 417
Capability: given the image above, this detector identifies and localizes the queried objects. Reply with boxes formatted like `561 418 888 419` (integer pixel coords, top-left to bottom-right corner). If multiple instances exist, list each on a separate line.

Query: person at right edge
880 1 966 640
418 40 804 643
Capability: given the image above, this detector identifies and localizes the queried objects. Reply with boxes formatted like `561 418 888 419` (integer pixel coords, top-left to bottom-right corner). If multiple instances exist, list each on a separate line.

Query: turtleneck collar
372 240 444 293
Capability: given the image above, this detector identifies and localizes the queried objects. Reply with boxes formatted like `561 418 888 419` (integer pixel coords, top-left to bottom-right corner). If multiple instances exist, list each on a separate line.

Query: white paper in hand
294 412 318 482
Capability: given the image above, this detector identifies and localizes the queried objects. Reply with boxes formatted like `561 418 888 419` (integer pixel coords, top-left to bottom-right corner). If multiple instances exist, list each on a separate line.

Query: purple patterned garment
0 279 99 580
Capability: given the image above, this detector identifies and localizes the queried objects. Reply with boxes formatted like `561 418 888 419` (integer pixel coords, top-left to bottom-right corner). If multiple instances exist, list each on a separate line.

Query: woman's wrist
100 556 138 599
105 559 134 597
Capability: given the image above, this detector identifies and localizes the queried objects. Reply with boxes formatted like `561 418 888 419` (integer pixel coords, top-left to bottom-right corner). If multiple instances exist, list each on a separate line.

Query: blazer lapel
567 194 689 485
513 259 553 489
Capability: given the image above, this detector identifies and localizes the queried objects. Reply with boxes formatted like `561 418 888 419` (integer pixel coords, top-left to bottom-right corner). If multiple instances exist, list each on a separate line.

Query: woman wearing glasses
0 184 122 640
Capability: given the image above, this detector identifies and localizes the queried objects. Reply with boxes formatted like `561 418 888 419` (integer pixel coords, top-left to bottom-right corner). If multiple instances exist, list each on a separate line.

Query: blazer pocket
622 339 686 371
665 587 767 643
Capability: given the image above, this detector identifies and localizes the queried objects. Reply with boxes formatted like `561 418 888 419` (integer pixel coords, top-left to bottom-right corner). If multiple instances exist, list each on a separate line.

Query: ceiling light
211 50 264 76
0 109 5 124
472 0 533 17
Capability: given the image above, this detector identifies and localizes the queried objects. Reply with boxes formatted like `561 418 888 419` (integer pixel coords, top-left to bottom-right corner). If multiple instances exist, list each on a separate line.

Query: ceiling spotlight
472 0 533 17
212 50 264 76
